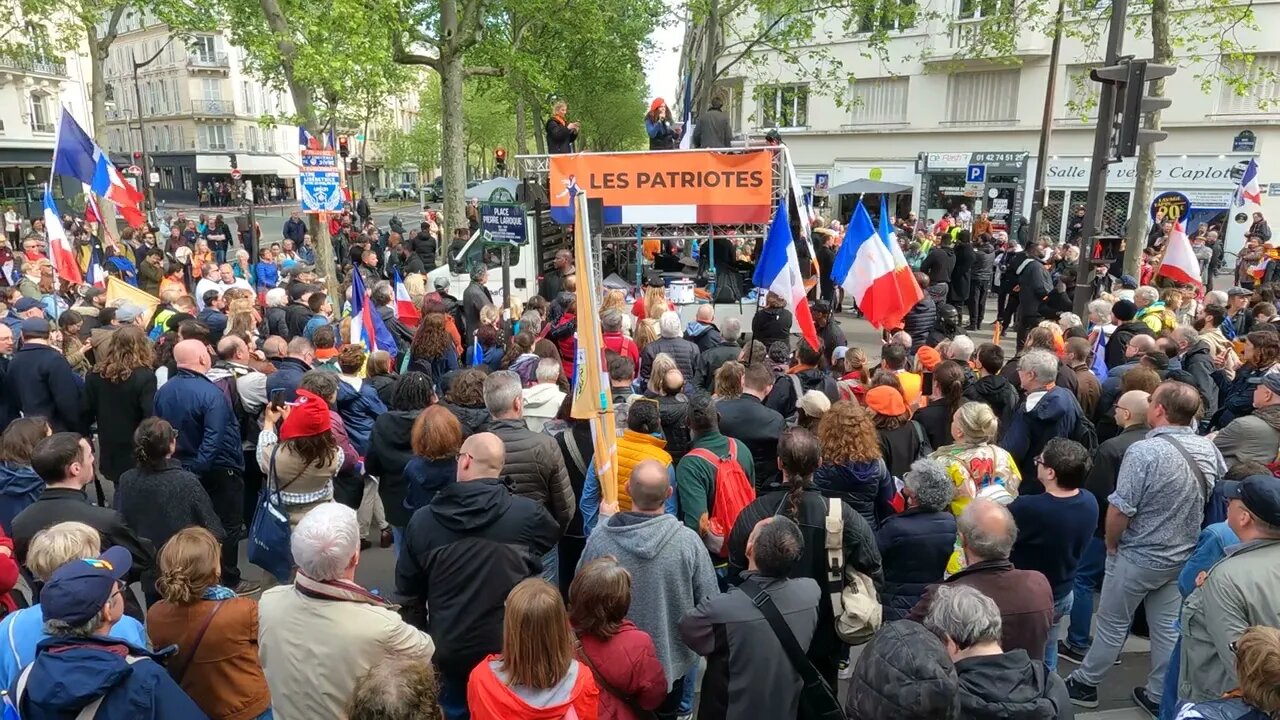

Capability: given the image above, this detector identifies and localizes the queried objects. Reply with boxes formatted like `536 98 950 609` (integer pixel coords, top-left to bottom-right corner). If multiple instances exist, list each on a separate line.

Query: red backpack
686 442 756 558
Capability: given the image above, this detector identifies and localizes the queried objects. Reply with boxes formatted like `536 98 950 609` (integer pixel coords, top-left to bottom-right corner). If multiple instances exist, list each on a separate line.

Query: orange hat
917 346 942 372
649 97 665 113
865 386 908 417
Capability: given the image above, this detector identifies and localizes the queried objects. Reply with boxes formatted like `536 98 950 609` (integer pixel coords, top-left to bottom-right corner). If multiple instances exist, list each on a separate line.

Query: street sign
148 172 160 185
231 168 242 180
966 164 986 183
480 202 527 244
813 173 829 197
300 149 344 213
126 165 142 176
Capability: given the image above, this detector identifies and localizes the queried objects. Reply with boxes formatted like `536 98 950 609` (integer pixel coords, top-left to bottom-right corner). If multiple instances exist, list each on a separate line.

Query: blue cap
13 297 40 312
1222 475 1280 526
40 546 132 625
1119 275 1139 289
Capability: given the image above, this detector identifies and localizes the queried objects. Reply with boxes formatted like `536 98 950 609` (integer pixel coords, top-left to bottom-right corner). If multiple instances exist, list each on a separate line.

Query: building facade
679 2 1279 246
100 11 301 206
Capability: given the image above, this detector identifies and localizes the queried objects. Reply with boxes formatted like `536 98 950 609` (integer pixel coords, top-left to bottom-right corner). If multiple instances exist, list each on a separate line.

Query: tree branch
391 30 440 70
99 3 128 52
464 65 505 77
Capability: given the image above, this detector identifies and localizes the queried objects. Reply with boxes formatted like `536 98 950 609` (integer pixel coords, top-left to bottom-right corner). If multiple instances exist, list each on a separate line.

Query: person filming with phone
546 101 579 154
255 377 346 528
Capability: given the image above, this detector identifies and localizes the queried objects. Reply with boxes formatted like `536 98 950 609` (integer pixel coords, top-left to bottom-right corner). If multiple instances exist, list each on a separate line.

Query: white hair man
521 357 567 433
999 349 1085 489
639 310 700 391
925 584 1071 713
259 503 434 720
909 499 1054 659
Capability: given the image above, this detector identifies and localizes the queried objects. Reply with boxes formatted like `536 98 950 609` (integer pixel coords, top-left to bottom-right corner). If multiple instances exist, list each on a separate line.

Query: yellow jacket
615 429 672 511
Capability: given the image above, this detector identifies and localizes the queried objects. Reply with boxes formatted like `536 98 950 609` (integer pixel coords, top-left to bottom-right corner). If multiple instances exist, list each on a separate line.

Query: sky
645 21 688 107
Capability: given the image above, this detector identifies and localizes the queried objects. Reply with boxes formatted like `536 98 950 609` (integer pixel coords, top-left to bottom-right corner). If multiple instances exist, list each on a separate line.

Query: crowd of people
0 198 1278 720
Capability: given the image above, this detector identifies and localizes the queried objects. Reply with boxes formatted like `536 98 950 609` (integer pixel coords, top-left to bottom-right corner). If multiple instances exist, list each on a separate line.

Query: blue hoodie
0 607 147 691
11 635 206 719
684 321 725 354
0 461 43 534
1000 386 1083 493
336 378 388 455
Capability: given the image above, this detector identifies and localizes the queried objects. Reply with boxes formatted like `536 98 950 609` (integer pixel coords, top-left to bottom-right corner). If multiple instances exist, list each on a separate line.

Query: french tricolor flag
753 198 819 352
349 264 398 358
392 267 420 327
832 201 922 330
42 187 82 284
1156 221 1203 287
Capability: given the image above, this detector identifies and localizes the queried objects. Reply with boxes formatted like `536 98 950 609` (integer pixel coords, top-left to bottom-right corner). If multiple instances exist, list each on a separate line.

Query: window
199 124 228 150
263 127 276 152
857 0 917 33
242 81 255 115
29 92 52 132
1217 54 1280 114
245 126 258 151
181 166 193 189
958 0 1012 19
162 125 172 150
191 36 216 62
1063 65 1099 119
159 80 170 113
849 76 909 124
946 69 1019 124
757 84 808 128
713 81 745 133
202 78 220 101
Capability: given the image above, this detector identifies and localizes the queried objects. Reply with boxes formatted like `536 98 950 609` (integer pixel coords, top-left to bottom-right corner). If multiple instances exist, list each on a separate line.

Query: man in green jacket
1179 474 1280 704
676 393 755 559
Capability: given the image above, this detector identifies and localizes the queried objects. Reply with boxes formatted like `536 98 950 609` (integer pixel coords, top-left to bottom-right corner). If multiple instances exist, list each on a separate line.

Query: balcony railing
0 56 68 77
195 140 231 151
187 53 229 69
192 99 234 115
32 122 55 134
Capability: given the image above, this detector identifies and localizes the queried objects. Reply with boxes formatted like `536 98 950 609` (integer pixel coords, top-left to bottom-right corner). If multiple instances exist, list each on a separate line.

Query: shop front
1041 154 1256 244
828 161 917 223
916 151 1029 236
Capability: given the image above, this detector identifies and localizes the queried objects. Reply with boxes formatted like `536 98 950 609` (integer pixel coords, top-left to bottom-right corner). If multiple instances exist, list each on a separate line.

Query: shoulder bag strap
825 499 845 617
1156 434 1210 500
563 432 588 477
574 637 658 720
685 448 720 466
172 601 225 685
738 578 823 683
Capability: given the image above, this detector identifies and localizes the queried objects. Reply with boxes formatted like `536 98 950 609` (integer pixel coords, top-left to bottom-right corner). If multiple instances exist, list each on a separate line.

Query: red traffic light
495 147 507 159
132 152 142 160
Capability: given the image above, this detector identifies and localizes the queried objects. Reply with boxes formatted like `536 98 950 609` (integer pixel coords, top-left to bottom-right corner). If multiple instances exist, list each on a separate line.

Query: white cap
832 345 849 362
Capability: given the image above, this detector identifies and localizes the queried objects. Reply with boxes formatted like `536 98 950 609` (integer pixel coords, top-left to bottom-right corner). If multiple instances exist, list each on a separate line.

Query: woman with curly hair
814 401 895 527
408 312 460 390
503 332 541 386
631 281 672 322
84 325 157 485
440 367 492 437
601 288 635 337
367 372 435 554
724 428 883 686
712 360 744 400
420 298 463 356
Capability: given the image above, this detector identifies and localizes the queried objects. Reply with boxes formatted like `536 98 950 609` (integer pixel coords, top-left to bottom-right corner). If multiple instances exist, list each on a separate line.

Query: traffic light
348 157 361 175
338 135 350 158
494 147 507 175
1091 58 1175 160
132 151 142 162
228 153 238 170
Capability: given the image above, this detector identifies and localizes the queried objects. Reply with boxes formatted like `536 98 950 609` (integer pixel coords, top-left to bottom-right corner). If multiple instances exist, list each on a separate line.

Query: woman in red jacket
570 558 667 720
468 579 599 720
0 525 18 615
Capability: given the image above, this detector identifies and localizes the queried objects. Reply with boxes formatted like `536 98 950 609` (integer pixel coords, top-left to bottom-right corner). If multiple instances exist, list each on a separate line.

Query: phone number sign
300 149 344 213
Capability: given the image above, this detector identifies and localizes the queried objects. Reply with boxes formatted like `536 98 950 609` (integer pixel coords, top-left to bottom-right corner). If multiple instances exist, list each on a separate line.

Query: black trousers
1017 314 1042 349
969 280 990 329
201 467 244 587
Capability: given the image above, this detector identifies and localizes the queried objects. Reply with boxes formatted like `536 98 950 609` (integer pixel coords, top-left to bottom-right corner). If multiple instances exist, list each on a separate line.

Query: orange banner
549 150 774 224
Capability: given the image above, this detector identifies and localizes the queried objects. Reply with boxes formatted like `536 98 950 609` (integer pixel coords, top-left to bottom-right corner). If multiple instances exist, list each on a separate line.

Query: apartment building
679 1 1279 242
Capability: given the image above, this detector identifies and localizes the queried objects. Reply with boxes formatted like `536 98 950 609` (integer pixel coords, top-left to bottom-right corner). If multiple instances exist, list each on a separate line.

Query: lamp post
130 36 176 213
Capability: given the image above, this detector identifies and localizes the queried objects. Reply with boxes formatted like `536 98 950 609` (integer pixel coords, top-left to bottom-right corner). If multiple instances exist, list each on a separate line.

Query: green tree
379 80 443 182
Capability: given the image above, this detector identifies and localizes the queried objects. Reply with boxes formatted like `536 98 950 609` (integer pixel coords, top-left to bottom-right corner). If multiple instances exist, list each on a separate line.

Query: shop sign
920 151 1028 171
1046 155 1253 190
1150 190 1192 223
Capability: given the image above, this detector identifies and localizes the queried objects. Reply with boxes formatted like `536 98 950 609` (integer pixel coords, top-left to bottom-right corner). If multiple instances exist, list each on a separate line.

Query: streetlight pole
130 36 175 213
1028 0 1066 245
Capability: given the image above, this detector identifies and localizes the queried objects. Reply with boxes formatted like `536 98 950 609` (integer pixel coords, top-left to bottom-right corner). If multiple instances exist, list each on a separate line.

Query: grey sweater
578 512 718 688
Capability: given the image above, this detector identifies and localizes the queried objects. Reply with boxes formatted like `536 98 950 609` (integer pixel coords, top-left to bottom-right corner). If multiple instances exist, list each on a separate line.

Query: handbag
248 445 294 582
824 498 880 645
738 578 848 720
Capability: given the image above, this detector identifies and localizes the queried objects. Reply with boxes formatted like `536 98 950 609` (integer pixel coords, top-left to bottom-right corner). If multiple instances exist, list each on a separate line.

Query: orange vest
614 430 672 512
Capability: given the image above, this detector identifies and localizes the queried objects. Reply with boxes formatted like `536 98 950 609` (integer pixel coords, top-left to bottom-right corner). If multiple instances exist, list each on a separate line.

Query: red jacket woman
0 528 18 615
547 305 578 380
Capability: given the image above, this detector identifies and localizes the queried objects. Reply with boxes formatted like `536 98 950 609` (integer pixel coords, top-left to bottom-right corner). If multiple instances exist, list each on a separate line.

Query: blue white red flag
470 331 484 367
832 203 898 329
86 238 108 289
678 71 694 150
1239 159 1262 205
392 267 420 327
1156 221 1202 287
299 127 321 150
53 110 144 228
43 187 82 284
877 196 923 327
753 198 819 351
349 268 397 357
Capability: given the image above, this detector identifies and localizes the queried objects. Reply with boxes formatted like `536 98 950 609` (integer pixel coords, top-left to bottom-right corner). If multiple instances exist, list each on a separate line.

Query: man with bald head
395 431 558 715
1062 389 1153 663
579 459 719 715
909 498 1055 659
154 338 253 593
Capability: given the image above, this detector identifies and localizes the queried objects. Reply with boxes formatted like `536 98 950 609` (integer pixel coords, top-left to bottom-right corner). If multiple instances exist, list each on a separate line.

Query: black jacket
764 368 839 418
1105 321 1154 370
545 117 577 154
902 296 938 352
879 422 929 479
485 418 574 533
921 246 957 286
115 460 223 594
751 307 792 351
716 396 787 490
846 621 961 720
644 391 692 462
462 281 492 342
1181 342 1220 421
1084 424 1149 537
876 508 957 621
367 373 398 407
263 306 288 339
82 367 156 483
367 410 422 528
814 459 894 527
12 487 155 587
914 401 958 452
955 650 1072 720
727 489 882 676
692 106 733 149
949 242 977 304
971 246 996 283
412 232 437 269
264 357 310 403
4 343 82 433
964 375 1020 426
1016 258 1052 318
441 401 491 438
283 301 312 339
817 321 847 366
395 478 558 675
638 336 700 388
694 342 741 392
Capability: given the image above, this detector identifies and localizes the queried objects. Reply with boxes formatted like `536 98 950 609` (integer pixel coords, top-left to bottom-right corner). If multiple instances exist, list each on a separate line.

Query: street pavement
152 202 1157 717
